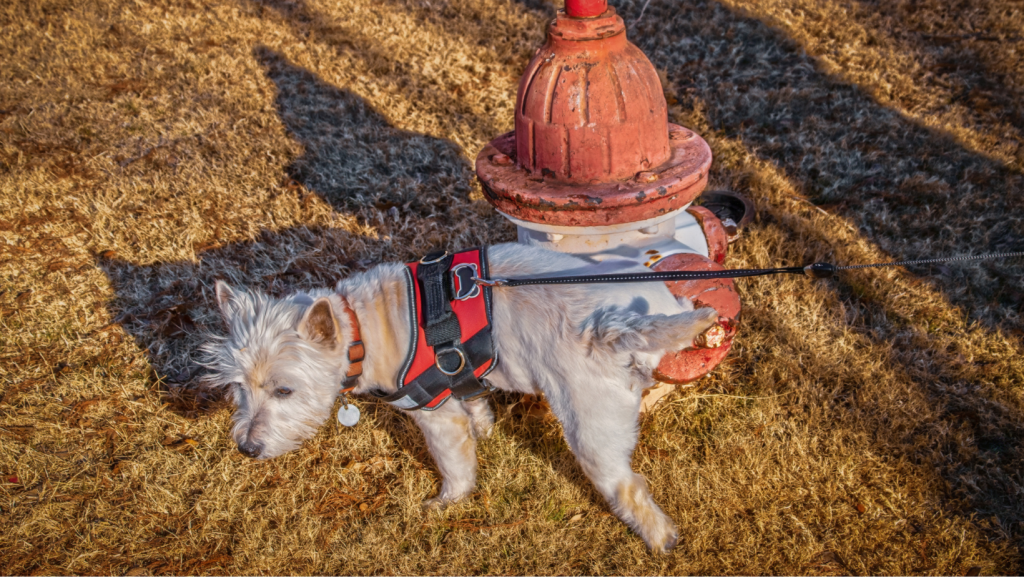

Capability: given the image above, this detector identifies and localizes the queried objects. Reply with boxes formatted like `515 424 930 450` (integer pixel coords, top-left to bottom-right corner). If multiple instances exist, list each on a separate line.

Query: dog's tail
580 306 720 355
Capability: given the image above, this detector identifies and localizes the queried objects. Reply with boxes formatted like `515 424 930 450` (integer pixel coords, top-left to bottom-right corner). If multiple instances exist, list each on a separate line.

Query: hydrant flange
476 125 711 227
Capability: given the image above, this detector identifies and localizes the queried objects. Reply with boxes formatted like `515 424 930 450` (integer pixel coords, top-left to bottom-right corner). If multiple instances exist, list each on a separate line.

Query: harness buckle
458 380 496 402
434 347 467 376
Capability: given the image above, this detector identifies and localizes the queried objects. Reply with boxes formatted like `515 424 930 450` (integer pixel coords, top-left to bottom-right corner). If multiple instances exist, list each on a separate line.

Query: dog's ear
214 280 238 320
298 297 342 350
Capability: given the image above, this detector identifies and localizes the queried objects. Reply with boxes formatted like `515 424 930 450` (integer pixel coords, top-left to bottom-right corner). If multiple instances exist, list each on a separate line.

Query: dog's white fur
204 243 719 553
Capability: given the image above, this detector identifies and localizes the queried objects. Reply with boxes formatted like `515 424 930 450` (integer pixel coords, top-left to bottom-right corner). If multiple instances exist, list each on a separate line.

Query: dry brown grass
1 0 1023 573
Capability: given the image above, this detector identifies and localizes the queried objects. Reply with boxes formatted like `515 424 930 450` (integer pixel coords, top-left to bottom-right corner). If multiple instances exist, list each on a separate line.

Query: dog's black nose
238 441 263 458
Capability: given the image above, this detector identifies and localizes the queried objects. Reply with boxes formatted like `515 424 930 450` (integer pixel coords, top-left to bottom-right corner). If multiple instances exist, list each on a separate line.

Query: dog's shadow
95 226 372 416
95 49 494 416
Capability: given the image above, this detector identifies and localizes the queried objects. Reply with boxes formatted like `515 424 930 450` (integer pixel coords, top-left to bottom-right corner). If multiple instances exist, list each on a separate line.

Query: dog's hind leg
409 400 479 508
545 376 679 554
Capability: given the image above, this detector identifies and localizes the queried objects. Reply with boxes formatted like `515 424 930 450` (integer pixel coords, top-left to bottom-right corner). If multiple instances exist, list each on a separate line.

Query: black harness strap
417 251 462 346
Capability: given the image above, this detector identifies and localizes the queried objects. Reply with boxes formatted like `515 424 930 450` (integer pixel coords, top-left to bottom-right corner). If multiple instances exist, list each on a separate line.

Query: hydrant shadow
255 46 475 218
246 0 513 149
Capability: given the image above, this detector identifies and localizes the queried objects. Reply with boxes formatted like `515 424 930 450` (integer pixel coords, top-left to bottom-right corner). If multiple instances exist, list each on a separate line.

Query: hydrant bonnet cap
565 0 607 18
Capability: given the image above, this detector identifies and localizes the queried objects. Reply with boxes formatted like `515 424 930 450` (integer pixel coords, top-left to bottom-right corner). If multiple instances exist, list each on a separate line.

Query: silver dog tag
337 403 360 427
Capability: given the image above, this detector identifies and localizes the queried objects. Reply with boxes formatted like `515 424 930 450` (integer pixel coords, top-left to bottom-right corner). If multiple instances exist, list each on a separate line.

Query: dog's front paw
422 493 468 511
632 510 679 554
422 496 451 511
649 524 679 555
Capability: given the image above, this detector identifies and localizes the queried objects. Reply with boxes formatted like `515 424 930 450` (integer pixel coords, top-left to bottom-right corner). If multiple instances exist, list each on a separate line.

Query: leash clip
472 276 507 287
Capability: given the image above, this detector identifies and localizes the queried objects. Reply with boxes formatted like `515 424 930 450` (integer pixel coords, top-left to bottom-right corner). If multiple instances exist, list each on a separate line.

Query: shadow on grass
255 46 475 217
243 0 520 147
846 0 1024 136
95 43 495 404
94 48 478 408
621 0 1024 326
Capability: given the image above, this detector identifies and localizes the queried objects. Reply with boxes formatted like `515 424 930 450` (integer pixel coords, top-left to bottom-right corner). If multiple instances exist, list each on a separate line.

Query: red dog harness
373 248 498 411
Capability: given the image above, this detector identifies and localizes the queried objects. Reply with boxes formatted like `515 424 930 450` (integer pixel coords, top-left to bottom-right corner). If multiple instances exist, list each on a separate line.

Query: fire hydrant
475 0 741 405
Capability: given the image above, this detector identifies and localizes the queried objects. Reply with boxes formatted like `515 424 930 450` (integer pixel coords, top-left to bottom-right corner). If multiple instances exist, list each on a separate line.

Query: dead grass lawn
1 0 1023 574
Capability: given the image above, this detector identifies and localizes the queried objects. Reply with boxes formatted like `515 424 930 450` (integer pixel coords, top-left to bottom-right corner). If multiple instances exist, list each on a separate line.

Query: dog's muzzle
238 441 263 459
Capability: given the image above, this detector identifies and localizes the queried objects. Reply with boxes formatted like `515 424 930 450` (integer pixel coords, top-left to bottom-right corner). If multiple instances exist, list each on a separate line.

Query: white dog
205 242 720 553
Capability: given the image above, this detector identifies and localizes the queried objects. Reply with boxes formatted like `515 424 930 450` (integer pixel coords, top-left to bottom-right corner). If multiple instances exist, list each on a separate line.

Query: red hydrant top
474 1 712 226
515 8 670 184
564 0 607 18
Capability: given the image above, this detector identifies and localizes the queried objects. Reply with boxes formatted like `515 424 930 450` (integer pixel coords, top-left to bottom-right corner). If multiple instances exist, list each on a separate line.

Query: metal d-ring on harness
471 251 1024 287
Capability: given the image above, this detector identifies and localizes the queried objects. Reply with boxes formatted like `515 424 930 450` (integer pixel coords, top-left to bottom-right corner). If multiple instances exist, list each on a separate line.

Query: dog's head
203 281 352 459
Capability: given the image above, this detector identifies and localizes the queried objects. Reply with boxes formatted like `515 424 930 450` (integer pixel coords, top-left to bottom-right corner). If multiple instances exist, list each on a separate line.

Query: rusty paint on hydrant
475 2 713 227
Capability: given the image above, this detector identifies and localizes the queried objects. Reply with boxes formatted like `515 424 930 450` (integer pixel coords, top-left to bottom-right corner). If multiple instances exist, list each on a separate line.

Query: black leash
473 251 1024 288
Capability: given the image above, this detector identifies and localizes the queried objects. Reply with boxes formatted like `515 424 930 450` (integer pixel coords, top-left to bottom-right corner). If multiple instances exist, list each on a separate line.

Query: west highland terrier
204 242 720 553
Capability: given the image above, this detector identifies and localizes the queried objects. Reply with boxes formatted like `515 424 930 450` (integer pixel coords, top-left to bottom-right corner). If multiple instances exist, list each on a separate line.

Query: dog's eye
274 387 293 397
